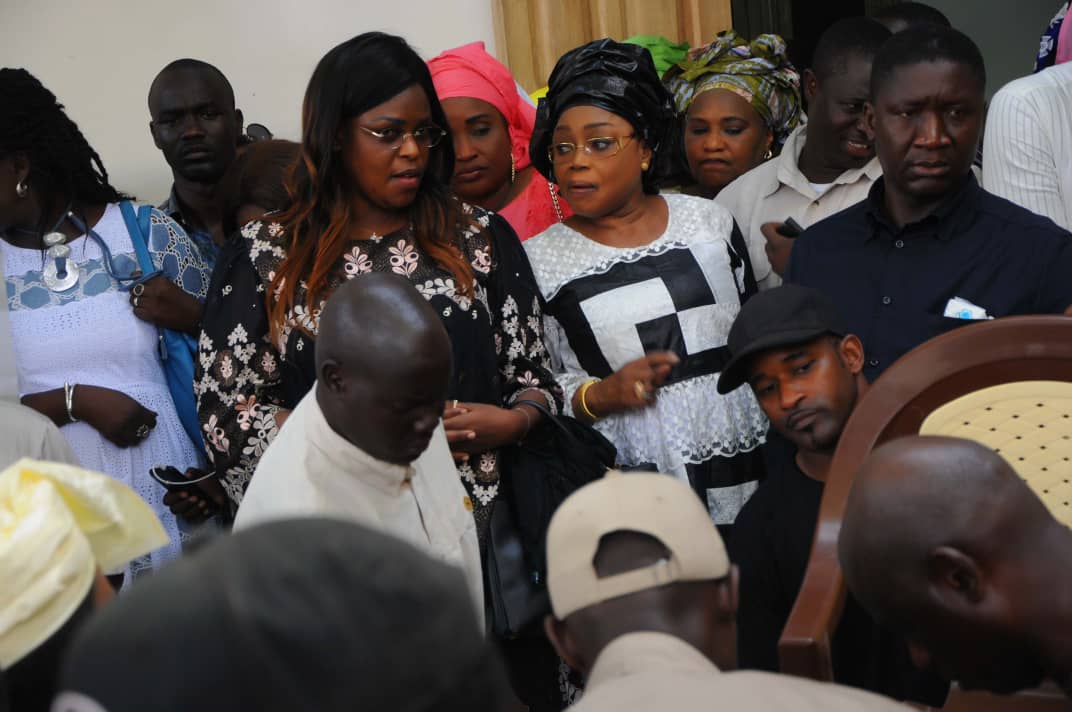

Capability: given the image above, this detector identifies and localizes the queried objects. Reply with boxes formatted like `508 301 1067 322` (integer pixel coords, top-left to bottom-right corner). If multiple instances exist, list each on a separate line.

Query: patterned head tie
664 31 803 151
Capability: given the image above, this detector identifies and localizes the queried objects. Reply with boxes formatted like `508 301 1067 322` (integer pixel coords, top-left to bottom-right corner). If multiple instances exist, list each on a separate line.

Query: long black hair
270 32 472 342
0 68 129 233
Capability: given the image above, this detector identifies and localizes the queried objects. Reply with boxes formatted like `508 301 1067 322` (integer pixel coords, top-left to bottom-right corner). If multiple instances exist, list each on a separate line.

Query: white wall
0 0 497 202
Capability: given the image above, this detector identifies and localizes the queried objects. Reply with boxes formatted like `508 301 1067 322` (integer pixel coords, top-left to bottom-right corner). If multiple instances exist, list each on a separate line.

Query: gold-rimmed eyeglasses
359 125 446 151
548 134 636 163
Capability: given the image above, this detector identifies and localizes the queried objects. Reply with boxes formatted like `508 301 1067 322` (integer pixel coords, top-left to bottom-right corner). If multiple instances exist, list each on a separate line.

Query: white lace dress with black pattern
2 203 210 577
525 193 768 523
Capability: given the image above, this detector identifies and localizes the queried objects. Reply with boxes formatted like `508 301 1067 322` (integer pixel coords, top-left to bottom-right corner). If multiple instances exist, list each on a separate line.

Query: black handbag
487 399 617 637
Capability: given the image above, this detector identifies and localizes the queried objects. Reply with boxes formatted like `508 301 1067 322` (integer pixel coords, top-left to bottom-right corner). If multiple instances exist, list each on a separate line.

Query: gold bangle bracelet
578 379 601 421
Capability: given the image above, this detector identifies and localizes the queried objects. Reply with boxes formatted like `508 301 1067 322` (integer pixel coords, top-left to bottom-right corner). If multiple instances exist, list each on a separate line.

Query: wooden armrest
778 518 845 681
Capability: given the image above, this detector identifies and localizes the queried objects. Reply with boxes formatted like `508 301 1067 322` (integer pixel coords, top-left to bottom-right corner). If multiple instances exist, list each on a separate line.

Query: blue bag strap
119 201 155 275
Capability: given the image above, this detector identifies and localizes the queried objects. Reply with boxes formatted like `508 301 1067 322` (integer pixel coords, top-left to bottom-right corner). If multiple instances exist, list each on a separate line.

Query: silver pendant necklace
42 229 78 292
38 208 137 293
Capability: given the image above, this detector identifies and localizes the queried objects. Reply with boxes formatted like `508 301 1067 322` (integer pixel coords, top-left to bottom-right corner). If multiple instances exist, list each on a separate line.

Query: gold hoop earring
15 181 27 198
510 154 516 184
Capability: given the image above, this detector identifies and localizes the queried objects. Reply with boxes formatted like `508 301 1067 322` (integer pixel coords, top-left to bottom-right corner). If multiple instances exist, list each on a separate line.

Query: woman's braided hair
0 68 129 231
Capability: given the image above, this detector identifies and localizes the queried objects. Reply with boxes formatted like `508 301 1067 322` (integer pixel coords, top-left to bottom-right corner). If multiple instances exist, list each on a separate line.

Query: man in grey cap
543 469 911 710
717 285 946 704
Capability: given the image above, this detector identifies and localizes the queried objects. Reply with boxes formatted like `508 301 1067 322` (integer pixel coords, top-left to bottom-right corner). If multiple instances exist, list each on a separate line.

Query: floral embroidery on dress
388 239 420 276
343 245 373 276
196 202 562 523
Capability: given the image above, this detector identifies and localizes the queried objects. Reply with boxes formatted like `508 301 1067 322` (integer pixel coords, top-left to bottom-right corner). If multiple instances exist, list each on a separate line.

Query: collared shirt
159 188 219 271
233 388 484 621
716 125 883 289
571 632 911 711
983 62 1072 230
786 174 1072 381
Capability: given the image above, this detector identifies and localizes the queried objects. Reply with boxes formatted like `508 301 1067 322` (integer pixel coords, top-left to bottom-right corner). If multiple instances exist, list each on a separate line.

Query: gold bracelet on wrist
578 379 601 421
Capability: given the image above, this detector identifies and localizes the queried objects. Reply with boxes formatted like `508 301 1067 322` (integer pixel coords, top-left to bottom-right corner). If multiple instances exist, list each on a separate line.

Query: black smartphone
149 466 215 498
776 217 805 238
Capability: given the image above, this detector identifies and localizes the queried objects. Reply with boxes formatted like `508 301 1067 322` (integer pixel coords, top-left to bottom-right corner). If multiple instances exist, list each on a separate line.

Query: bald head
317 273 449 374
839 436 1072 693
840 436 1053 618
315 274 451 464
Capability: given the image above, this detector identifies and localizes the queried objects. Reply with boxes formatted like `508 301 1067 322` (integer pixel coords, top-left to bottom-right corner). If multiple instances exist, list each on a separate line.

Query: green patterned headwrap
664 31 803 149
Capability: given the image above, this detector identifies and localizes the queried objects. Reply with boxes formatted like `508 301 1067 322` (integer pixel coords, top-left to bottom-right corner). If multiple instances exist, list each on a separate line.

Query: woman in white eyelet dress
2 203 210 578
0 68 211 579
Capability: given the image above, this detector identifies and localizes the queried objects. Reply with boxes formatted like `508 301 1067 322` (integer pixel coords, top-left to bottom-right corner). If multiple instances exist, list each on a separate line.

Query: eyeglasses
548 134 636 163
359 125 446 150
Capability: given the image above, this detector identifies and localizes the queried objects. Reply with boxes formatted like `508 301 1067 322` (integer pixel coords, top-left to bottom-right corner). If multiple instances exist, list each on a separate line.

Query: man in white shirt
983 62 1072 230
716 18 891 288
543 470 911 711
234 274 483 616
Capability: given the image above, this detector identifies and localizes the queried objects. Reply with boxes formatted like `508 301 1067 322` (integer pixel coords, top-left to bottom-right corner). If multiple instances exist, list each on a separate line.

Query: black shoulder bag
487 399 617 637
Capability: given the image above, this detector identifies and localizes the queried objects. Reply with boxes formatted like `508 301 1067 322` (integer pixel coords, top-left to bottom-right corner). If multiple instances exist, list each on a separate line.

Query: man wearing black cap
717 285 947 704
717 284 867 672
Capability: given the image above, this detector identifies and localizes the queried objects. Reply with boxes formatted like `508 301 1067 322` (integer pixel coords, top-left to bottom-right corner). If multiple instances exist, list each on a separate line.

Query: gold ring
132 283 145 297
633 380 650 401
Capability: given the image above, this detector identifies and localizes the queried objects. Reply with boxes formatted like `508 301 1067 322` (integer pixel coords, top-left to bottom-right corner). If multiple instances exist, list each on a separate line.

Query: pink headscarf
428 42 536 172
1058 5 1072 65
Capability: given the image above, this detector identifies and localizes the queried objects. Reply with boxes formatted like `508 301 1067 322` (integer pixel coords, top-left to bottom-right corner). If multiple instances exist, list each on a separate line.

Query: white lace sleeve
543 312 593 418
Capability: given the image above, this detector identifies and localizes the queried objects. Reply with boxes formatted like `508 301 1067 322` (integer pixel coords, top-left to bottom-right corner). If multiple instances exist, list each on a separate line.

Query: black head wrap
530 38 680 193
53 519 510 712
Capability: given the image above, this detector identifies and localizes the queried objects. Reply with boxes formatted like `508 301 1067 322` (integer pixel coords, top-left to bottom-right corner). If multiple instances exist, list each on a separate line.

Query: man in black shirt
718 285 947 704
717 285 866 672
786 25 1072 381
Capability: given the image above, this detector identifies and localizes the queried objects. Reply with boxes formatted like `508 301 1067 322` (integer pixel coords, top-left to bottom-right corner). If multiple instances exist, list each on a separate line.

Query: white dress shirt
235 388 484 621
716 125 882 289
984 62 1072 230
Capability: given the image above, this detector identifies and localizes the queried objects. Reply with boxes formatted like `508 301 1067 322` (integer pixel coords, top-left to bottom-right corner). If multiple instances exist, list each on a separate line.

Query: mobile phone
776 217 805 238
149 466 215 498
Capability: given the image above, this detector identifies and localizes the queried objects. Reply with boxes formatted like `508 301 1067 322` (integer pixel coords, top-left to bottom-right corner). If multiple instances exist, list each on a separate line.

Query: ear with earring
15 181 27 198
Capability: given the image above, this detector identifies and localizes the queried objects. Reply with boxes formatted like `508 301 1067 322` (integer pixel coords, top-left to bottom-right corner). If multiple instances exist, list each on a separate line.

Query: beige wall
0 0 497 202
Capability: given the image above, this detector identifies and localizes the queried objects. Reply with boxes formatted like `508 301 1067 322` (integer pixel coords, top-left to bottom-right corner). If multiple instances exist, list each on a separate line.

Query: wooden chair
777 316 1072 710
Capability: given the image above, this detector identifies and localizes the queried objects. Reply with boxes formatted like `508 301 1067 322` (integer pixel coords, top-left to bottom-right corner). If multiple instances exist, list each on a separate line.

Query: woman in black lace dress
193 33 561 542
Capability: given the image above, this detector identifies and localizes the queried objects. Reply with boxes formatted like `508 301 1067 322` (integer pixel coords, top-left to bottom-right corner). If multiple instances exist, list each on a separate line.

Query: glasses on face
358 124 446 151
548 134 636 163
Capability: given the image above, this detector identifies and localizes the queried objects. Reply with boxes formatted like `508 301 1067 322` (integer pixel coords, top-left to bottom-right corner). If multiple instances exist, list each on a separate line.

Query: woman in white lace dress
0 69 210 577
525 40 769 529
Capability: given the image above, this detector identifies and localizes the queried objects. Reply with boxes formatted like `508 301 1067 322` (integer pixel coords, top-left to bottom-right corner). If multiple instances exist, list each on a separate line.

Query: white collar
306 391 416 497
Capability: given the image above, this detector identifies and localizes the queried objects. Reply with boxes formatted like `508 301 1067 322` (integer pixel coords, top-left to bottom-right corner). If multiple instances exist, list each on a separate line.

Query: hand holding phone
152 466 223 521
776 217 805 238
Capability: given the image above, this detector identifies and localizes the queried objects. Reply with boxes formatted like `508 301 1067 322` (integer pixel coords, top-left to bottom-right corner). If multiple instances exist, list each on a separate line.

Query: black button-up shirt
785 175 1072 380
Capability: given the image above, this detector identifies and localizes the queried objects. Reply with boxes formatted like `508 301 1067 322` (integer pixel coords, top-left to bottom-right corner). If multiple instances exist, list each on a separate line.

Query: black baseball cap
717 285 847 394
